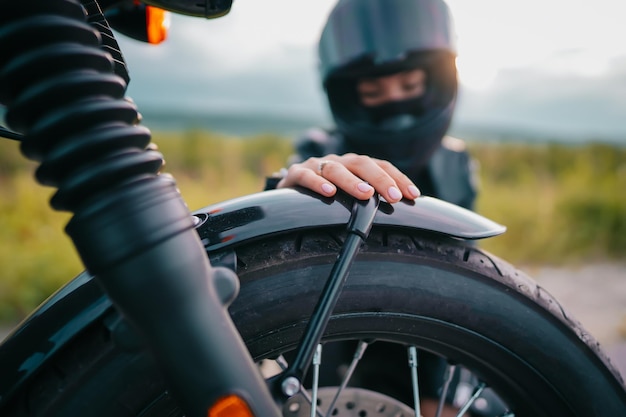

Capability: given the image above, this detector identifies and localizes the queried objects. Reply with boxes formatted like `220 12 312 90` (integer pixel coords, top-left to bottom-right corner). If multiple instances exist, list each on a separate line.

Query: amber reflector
208 394 254 417
146 6 169 44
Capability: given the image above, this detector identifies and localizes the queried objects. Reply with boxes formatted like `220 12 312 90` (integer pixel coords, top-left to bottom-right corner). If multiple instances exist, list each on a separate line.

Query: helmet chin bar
141 0 232 18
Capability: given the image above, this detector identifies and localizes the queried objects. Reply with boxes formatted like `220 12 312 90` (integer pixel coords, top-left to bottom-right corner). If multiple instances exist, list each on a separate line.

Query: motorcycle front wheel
3 226 625 416
228 226 625 416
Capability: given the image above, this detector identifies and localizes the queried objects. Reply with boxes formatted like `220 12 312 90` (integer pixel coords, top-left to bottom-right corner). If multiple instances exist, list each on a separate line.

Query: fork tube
276 196 379 395
68 182 281 417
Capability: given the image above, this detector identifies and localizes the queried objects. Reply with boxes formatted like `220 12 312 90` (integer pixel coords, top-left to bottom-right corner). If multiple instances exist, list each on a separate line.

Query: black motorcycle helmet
319 0 458 172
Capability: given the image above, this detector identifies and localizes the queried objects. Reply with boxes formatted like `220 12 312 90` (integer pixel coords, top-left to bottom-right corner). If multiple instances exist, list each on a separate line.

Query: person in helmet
270 0 477 212
266 0 483 415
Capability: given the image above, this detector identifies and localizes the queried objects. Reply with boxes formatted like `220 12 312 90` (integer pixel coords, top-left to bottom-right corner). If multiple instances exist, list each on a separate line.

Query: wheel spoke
456 382 486 416
275 354 289 371
408 346 421 417
276 345 512 417
324 340 369 417
435 364 457 417
310 344 323 417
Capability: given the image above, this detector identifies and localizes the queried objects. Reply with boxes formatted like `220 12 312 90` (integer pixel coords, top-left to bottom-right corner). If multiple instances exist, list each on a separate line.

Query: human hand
276 153 420 203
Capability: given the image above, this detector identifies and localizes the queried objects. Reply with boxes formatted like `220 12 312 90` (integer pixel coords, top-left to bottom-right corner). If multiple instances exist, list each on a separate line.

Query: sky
116 0 626 142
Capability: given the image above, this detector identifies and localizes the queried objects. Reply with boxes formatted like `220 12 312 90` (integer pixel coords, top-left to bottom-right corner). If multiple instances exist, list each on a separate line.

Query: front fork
0 1 280 416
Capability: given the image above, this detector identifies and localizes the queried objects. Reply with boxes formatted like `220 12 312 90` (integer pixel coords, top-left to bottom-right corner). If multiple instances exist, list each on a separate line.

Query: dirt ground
2 262 625 379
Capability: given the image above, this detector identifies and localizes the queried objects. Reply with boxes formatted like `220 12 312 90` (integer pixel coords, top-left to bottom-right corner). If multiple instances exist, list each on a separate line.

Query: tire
3 227 625 416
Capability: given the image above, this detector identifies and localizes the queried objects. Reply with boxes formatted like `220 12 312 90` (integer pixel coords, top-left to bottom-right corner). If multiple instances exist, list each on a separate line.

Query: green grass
1 131 624 323
0 170 79 321
472 142 626 264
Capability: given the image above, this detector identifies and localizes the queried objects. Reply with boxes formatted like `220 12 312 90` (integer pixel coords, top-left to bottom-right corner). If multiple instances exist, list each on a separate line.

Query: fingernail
408 185 420 197
357 182 374 193
388 186 402 201
321 183 335 194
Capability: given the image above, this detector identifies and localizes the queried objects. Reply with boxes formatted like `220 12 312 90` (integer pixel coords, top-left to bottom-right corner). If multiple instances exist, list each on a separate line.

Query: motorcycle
0 1 625 416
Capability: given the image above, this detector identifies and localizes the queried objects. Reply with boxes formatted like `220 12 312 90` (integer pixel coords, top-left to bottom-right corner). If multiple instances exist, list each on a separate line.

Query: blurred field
470 140 626 264
0 130 624 323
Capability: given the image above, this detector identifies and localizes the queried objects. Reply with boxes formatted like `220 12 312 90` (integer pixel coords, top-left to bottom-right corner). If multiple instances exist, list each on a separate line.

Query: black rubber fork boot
0 2 281 416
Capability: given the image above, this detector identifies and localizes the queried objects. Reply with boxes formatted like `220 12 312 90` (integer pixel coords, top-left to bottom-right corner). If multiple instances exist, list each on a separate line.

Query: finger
337 154 407 202
313 159 377 200
374 159 421 200
277 163 337 197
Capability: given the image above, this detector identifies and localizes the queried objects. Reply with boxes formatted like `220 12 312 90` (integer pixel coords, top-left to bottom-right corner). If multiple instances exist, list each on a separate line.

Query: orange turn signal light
105 1 170 45
146 5 170 44
208 394 254 417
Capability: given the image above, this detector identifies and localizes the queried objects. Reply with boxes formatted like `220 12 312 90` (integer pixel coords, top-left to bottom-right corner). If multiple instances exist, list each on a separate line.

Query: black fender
0 187 504 404
193 188 504 252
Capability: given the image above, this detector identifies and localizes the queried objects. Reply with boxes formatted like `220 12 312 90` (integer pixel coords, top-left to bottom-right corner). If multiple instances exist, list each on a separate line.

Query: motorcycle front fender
192 187 505 252
0 271 111 405
0 187 504 405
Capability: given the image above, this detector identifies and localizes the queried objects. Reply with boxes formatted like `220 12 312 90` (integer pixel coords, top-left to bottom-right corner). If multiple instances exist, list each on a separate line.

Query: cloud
114 10 626 143
121 39 328 118
455 56 626 140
